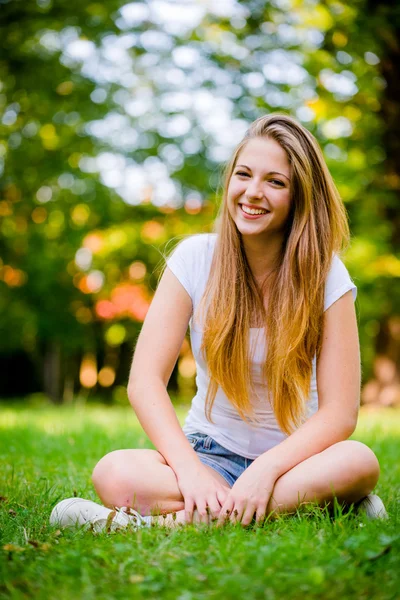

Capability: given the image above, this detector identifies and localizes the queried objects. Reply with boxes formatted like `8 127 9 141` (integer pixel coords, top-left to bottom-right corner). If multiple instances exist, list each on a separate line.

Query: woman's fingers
217 496 235 526
184 498 195 524
193 501 210 524
255 506 267 526
241 503 257 526
207 497 223 522
184 484 234 526
229 503 246 524
185 488 231 526
216 487 230 508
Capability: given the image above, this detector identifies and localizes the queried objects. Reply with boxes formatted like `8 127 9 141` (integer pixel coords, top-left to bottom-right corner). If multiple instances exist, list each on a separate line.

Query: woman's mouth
239 204 270 219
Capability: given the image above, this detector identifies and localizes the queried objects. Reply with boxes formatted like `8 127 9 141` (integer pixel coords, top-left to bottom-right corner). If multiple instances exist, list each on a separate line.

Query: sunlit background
0 0 399 407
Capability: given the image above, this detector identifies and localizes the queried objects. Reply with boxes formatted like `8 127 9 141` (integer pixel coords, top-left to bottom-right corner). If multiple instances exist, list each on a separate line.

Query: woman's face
227 137 292 241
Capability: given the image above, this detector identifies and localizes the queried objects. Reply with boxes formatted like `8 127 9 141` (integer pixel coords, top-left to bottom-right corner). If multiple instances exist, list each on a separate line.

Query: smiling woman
50 113 387 532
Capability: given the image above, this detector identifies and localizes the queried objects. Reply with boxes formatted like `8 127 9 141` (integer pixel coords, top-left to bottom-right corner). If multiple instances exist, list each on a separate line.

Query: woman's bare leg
92 448 228 524
93 449 184 514
92 440 380 527
267 440 380 516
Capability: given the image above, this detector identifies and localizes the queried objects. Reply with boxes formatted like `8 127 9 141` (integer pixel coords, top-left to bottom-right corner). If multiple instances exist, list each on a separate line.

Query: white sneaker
356 494 388 520
50 498 151 532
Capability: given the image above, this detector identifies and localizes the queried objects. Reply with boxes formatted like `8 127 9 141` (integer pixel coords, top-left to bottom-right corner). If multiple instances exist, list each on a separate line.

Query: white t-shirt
166 233 357 459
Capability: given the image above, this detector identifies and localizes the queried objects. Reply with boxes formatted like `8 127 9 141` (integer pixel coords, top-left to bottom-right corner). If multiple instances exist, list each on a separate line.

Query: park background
0 0 399 407
0 1 399 599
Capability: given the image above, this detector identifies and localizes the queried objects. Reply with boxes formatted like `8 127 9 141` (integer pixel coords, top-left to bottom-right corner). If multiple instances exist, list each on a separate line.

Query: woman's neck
241 233 283 283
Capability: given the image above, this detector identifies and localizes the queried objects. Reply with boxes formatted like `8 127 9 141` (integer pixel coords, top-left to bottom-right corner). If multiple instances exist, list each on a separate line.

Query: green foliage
0 0 399 395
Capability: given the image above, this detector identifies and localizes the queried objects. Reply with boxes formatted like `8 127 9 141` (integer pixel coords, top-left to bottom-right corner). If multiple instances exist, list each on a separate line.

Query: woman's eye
270 180 284 186
236 171 250 177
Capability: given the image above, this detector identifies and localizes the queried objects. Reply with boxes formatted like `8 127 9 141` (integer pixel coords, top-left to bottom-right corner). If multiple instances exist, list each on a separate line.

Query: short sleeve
324 254 357 311
165 235 200 300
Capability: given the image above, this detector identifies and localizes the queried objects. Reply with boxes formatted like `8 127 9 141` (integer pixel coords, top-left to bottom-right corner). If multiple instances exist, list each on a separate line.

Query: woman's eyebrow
236 164 290 181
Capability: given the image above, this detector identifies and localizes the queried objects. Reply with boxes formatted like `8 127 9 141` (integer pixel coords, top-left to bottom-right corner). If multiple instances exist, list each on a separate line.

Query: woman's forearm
128 378 201 475
256 407 357 479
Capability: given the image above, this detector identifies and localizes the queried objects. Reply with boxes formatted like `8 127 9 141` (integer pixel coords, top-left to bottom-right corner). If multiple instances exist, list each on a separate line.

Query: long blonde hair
194 113 350 435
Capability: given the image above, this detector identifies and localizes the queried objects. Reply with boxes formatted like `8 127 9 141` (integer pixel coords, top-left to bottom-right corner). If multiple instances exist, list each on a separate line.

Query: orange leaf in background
32 207 47 224
95 300 117 320
0 201 12 216
140 220 165 242
126 299 148 321
83 233 104 254
111 284 139 311
78 275 91 294
1 266 27 287
111 284 151 322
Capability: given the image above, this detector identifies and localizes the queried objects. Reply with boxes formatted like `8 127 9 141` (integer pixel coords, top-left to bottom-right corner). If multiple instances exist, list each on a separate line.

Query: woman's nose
245 179 264 199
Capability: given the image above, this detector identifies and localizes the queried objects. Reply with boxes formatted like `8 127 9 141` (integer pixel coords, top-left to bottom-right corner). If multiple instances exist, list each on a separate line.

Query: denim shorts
185 432 254 488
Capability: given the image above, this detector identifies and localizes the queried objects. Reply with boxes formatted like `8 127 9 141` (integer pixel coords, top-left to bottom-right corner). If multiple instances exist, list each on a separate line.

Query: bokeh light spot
80 353 97 388
129 261 147 280
36 186 52 203
32 207 47 224
178 356 196 378
71 203 91 226
98 366 116 387
141 220 165 242
105 323 126 346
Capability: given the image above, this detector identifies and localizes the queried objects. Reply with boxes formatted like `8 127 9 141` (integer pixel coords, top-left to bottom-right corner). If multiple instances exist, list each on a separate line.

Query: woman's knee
335 440 380 495
92 449 147 507
92 450 121 490
91 449 181 512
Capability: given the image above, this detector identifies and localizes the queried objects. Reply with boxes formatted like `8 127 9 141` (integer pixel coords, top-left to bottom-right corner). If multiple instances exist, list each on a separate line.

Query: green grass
0 403 399 600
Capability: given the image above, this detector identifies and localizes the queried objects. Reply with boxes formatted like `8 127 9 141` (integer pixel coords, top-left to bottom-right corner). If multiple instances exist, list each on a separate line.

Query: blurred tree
313 0 400 405
0 0 122 399
345 0 400 406
0 0 212 400
0 0 398 404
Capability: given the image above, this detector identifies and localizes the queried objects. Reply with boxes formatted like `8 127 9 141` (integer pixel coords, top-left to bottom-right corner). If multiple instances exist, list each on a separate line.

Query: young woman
50 113 387 531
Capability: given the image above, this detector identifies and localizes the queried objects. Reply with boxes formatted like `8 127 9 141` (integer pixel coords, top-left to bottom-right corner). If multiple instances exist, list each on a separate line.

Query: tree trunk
43 342 62 403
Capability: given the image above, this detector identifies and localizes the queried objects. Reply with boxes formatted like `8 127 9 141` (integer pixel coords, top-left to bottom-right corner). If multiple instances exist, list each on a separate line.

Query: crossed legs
92 440 380 526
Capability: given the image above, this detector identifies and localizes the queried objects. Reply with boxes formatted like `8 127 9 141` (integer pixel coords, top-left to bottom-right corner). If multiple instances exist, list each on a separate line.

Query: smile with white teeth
240 204 269 215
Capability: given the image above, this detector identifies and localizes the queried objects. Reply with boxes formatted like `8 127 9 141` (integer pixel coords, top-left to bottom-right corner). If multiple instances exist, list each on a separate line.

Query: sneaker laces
115 506 152 528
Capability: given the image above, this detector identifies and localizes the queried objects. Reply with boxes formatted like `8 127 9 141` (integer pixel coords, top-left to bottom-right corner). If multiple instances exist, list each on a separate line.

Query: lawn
0 402 399 600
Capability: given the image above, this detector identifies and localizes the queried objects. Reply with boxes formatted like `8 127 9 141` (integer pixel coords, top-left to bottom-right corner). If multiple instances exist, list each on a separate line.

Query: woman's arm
128 265 229 521
256 288 360 479
217 289 360 525
127 266 199 473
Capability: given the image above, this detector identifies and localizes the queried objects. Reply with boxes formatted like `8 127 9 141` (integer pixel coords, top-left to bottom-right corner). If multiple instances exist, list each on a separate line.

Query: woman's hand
217 459 278 527
176 463 230 524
